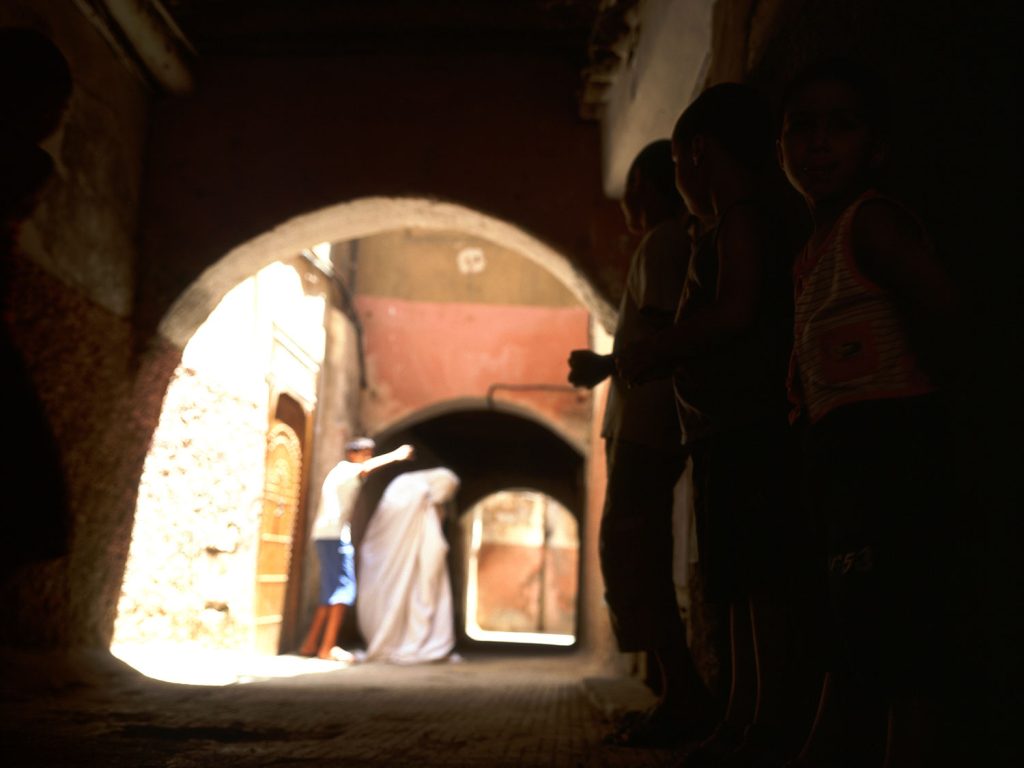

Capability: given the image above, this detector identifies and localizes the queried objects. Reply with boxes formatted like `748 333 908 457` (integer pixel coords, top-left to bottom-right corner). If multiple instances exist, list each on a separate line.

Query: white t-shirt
602 216 691 448
311 460 364 541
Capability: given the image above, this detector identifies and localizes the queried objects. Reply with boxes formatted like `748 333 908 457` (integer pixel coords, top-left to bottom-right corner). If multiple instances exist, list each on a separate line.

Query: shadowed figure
778 58 963 768
0 28 73 576
568 140 716 748
617 84 819 767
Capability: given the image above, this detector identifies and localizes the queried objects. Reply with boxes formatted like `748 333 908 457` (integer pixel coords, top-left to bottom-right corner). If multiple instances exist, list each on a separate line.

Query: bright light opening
111 259 329 685
462 490 578 646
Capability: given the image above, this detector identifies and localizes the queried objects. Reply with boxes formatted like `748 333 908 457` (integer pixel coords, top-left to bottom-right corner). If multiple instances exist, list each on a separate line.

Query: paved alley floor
1 647 695 767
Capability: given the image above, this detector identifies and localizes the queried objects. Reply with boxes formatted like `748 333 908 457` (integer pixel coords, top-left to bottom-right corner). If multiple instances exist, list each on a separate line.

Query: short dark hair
672 83 774 172
780 57 890 139
627 139 678 205
0 28 73 142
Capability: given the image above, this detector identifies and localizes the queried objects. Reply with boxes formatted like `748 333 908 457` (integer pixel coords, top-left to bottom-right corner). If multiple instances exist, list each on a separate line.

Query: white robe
356 468 460 664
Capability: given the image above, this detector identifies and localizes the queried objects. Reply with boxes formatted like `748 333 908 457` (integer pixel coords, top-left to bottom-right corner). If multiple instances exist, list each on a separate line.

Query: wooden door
254 420 302 654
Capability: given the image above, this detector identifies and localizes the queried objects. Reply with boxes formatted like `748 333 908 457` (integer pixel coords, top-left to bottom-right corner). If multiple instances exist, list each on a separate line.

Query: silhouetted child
778 58 961 768
568 140 715 747
300 438 413 661
0 28 73 574
618 83 819 767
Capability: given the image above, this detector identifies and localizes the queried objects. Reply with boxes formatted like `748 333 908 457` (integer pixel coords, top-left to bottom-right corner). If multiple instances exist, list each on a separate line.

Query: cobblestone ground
1 649 698 767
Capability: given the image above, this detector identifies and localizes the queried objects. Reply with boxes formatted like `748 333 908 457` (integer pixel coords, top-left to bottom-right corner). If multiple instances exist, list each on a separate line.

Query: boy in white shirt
299 437 413 660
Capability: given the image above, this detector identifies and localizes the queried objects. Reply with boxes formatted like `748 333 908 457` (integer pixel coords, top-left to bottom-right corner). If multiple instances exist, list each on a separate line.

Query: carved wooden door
254 420 302 654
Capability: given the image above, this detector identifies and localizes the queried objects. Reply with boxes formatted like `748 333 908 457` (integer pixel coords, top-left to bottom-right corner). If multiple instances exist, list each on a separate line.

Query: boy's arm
617 207 764 385
360 444 415 476
852 199 962 386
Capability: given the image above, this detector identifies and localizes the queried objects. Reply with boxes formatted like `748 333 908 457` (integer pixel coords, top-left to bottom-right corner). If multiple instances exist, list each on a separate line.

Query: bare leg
882 698 934 768
609 629 717 748
793 672 887 767
299 605 328 656
749 594 819 751
682 601 755 764
655 607 714 716
793 673 837 765
317 603 346 660
725 598 757 729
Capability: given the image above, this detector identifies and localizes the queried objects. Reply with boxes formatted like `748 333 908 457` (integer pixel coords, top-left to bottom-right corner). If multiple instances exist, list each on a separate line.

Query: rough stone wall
113 366 267 650
115 260 333 653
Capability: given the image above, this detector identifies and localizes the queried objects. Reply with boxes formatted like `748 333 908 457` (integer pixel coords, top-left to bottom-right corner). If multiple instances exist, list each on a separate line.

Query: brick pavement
1 648 700 767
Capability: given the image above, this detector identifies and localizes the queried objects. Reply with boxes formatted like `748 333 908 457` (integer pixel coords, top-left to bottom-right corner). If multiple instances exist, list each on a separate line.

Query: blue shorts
315 538 356 606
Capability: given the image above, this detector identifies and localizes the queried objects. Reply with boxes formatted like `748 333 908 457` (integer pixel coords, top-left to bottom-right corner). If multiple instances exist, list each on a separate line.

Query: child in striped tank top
778 59 962 768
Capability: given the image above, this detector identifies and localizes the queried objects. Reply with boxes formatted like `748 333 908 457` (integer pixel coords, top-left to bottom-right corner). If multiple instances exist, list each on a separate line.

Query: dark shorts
690 419 805 604
315 538 357 606
599 437 686 652
803 395 954 694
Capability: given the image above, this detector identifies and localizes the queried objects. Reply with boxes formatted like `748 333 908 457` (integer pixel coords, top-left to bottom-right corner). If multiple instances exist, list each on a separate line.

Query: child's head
777 58 890 209
671 83 774 216
345 436 375 463
0 28 72 145
0 29 72 227
621 139 684 234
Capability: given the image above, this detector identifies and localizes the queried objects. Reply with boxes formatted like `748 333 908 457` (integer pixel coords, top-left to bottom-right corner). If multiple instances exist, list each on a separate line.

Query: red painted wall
356 295 590 441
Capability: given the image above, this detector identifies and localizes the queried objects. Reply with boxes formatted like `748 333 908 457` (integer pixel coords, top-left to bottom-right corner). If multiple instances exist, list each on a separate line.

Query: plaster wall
357 296 589 443
349 227 592 447
598 0 714 197
353 228 581 309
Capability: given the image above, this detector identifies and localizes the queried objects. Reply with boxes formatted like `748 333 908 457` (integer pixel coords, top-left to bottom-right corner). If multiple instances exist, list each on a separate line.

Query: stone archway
158 197 616 349
131 200 610 660
347 401 589 655
372 396 588 460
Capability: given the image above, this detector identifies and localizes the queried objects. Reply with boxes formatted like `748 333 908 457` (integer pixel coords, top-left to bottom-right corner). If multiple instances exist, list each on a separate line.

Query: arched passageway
350 405 588 651
460 490 579 646
114 200 609 674
369 405 585 515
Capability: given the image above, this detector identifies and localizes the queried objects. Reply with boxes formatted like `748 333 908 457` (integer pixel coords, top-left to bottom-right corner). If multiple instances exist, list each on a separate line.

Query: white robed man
356 467 460 664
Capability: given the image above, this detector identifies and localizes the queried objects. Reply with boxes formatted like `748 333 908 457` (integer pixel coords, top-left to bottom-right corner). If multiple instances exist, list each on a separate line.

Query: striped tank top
789 191 934 424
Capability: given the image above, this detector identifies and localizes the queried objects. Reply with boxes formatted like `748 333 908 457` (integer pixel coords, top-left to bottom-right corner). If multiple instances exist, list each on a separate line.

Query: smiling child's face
779 78 880 209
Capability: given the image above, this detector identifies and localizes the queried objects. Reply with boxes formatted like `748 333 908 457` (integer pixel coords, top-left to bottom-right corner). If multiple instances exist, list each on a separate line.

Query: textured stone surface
114 366 267 649
0 648 694 768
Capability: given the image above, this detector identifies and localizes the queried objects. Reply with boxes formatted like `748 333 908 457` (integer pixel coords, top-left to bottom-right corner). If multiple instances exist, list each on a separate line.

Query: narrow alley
0 3 1015 767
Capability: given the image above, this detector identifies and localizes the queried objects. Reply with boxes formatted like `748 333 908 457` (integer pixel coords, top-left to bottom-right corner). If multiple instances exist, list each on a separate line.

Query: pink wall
356 295 590 442
474 544 578 636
